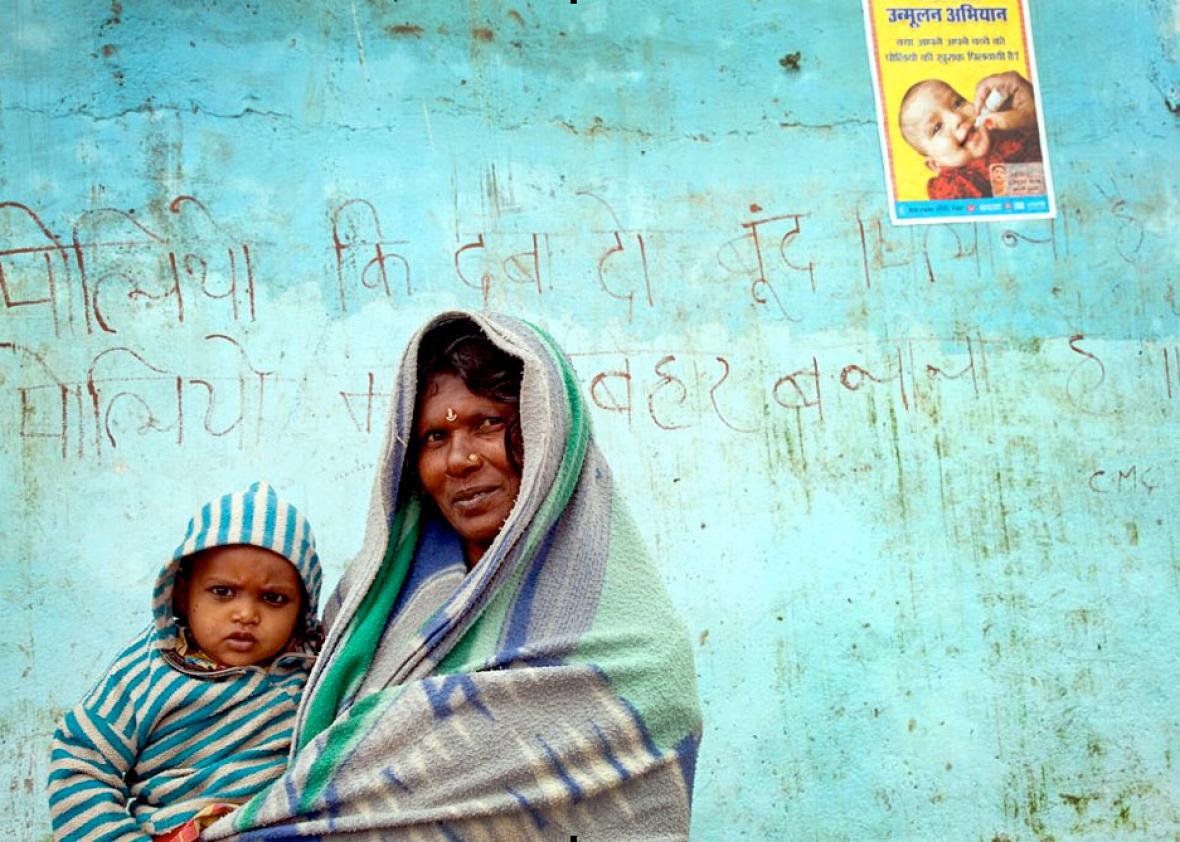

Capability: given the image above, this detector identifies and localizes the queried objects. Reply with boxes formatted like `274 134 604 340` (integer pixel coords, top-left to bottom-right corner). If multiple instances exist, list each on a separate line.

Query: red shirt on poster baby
926 132 1043 200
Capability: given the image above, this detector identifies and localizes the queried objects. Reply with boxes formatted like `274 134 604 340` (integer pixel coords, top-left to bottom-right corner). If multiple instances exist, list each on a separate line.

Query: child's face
177 545 303 668
901 81 991 170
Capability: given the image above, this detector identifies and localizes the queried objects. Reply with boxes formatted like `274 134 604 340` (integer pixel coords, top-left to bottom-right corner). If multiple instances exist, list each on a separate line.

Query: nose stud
467 453 481 464
446 407 457 422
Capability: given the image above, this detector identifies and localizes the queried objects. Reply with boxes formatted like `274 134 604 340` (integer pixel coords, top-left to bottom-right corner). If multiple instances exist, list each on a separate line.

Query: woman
207 311 701 839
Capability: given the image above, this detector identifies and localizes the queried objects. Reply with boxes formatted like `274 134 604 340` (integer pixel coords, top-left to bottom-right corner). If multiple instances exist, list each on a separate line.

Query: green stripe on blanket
297 499 420 751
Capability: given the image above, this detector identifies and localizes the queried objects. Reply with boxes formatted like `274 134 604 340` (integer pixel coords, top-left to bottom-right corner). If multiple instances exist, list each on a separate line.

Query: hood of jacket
151 481 323 667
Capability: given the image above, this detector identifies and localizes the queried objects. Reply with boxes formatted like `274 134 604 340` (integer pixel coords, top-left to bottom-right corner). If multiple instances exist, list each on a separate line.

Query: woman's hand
974 71 1037 133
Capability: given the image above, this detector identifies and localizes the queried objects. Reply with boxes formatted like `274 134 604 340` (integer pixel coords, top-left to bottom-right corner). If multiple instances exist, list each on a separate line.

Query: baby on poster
898 70 1043 199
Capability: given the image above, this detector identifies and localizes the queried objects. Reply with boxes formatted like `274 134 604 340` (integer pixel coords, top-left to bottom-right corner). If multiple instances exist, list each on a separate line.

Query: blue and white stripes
48 482 323 840
154 481 322 648
171 482 318 582
48 629 311 840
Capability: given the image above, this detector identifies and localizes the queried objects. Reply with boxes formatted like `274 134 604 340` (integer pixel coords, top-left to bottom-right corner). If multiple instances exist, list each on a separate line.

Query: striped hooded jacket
47 482 323 841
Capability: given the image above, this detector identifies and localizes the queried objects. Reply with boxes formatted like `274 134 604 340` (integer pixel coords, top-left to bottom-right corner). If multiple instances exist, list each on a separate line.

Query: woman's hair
412 319 525 473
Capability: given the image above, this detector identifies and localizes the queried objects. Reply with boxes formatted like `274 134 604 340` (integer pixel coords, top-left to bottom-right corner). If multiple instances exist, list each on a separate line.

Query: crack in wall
1 103 293 123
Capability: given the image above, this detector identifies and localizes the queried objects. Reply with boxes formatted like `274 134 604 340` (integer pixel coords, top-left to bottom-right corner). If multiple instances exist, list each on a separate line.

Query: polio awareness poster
861 0 1055 225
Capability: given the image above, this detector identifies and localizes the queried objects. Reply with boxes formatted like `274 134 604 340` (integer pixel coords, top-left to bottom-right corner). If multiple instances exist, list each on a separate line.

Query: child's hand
973 71 1037 133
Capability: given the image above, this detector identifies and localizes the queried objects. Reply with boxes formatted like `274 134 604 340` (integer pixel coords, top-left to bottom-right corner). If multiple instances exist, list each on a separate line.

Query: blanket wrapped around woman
206 311 702 839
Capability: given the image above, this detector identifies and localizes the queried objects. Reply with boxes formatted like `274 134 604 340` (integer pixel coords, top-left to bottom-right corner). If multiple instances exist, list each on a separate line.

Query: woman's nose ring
467 453 481 464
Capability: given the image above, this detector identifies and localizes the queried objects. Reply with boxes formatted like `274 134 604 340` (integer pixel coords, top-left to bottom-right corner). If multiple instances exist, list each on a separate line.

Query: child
47 482 323 841
898 75 1042 200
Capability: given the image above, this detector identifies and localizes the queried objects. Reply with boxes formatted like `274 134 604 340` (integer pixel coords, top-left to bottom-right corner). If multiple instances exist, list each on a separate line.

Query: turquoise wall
2 1 1178 838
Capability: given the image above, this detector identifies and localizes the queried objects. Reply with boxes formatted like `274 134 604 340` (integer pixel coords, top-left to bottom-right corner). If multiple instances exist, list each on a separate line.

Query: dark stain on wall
104 0 122 28
1060 792 1099 816
386 23 424 38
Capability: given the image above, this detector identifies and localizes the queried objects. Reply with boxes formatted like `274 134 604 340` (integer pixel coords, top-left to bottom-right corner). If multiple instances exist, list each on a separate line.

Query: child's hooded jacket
47 482 323 841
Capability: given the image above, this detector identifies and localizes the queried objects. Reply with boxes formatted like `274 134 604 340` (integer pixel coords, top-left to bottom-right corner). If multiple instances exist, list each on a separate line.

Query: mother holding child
52 310 701 840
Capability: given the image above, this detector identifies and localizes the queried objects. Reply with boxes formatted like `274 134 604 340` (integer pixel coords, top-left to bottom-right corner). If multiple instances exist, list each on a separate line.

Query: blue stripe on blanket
675 732 700 805
323 781 344 825
283 769 300 813
502 519 561 653
591 721 631 781
422 674 493 721
389 516 462 628
381 766 412 794
240 825 317 841
507 786 548 830
539 736 584 804
487 645 564 669
620 696 663 760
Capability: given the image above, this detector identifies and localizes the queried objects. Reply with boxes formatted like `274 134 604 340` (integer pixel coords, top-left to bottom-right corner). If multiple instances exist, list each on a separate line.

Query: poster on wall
861 0 1055 225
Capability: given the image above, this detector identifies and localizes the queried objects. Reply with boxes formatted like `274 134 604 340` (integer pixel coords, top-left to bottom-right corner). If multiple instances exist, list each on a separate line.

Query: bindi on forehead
417 375 476 433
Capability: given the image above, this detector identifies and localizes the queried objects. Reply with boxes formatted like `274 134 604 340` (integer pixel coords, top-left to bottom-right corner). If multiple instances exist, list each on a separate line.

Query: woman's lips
451 485 499 511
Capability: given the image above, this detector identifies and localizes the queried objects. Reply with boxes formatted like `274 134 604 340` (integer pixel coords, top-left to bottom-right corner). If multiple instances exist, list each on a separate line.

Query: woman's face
415 372 521 565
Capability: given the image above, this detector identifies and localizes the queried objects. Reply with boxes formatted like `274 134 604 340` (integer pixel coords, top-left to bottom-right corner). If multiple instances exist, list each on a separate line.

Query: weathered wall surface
2 1 1178 838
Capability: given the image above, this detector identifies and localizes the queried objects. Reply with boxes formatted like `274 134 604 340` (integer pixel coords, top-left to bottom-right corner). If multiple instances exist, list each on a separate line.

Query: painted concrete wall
2 1 1178 838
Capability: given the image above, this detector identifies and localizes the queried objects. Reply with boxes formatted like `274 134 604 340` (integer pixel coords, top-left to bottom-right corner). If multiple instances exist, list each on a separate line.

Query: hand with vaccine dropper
975 88 1007 127
972 71 1038 133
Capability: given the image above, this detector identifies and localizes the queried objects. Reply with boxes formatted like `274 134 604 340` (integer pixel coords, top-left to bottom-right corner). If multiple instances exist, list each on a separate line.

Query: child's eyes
930 121 942 137
205 586 291 606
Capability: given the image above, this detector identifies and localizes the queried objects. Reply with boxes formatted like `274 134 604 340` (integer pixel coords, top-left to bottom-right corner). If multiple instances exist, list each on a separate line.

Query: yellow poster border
861 0 1056 225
